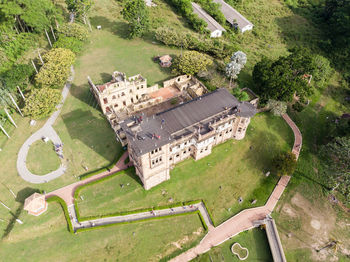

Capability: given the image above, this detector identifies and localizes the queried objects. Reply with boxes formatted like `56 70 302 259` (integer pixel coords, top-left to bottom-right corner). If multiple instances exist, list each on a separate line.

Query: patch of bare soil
279 192 350 261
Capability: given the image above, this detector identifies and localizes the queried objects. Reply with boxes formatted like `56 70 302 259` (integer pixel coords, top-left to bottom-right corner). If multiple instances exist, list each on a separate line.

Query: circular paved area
16 67 74 183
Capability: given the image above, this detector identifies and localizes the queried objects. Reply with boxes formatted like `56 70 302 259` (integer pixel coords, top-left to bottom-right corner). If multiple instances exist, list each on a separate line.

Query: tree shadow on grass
1 187 39 239
61 109 117 162
123 167 143 188
90 16 130 39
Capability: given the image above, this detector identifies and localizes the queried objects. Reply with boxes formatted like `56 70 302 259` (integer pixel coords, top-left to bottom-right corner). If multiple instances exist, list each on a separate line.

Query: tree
121 0 149 38
53 36 83 54
266 99 287 116
232 88 250 101
57 23 89 41
226 51 246 87
273 152 297 176
253 49 315 102
23 88 62 119
172 51 212 75
65 0 93 20
0 63 34 91
320 136 350 202
35 48 75 89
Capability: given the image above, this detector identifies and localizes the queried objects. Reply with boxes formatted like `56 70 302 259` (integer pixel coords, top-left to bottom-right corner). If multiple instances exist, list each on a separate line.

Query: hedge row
164 0 207 32
155 27 237 59
202 199 216 227
78 150 124 180
47 196 74 234
76 210 204 233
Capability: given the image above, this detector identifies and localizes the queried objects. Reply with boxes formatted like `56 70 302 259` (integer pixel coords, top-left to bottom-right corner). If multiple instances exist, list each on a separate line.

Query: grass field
76 113 293 224
0 201 205 261
1 0 349 261
26 141 61 175
192 228 273 261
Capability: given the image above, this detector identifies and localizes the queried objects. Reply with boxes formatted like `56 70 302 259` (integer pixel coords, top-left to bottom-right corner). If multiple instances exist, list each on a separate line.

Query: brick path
169 176 291 262
170 114 301 261
282 114 302 159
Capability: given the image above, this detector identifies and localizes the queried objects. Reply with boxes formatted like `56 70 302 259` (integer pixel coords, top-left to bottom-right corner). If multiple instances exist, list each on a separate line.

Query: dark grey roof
191 2 226 33
120 88 256 156
213 0 253 30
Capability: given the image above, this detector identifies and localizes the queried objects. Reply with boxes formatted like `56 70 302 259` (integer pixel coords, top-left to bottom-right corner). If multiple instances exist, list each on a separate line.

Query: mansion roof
120 88 256 156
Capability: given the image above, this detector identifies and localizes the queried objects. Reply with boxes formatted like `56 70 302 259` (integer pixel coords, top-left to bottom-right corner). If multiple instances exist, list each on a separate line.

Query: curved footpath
17 67 74 183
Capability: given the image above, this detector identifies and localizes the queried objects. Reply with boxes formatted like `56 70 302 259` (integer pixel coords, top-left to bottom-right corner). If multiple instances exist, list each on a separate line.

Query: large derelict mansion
90 71 257 190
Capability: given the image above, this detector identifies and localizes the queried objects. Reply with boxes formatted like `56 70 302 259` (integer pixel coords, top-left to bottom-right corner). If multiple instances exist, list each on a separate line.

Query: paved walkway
170 176 291 262
17 67 74 183
282 114 302 159
170 114 301 261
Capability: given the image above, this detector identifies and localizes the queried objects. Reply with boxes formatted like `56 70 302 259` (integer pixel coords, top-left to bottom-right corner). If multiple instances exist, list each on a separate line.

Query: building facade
119 88 257 190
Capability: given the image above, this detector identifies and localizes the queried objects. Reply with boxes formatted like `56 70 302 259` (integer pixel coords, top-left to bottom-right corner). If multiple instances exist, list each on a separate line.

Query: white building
213 0 253 33
191 2 226 38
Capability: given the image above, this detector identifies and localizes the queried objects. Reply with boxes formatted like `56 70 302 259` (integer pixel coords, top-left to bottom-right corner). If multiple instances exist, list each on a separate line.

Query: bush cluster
164 0 207 32
58 23 89 41
194 0 226 25
155 27 236 59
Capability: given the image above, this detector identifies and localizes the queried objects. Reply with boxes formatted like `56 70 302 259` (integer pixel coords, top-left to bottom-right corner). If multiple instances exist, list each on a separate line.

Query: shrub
35 48 75 88
23 88 62 119
164 0 207 32
155 27 236 58
232 88 250 102
172 51 212 75
53 36 83 54
58 23 89 41
292 101 305 112
266 99 287 116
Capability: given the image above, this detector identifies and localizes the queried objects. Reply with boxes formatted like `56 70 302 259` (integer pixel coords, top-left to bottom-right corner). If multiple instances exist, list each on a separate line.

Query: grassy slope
76 113 293 224
26 141 61 175
0 202 204 262
192 228 273 261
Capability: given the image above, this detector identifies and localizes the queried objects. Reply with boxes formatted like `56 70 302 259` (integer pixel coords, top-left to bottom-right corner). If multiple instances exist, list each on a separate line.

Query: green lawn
26 141 61 175
0 202 205 262
76 113 293 224
192 228 273 262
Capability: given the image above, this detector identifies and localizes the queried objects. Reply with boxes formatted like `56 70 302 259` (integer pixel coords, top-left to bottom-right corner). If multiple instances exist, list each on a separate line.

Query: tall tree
252 49 317 102
122 0 150 38
321 136 350 202
225 51 247 87
65 0 93 21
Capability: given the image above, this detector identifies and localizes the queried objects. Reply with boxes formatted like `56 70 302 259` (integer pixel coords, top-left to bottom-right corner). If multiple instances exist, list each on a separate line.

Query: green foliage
252 49 317 102
47 196 74 233
0 32 36 73
58 23 89 41
266 99 287 116
53 36 83 54
65 0 94 18
23 88 62 119
155 27 236 59
323 0 350 79
273 152 297 176
292 101 305 112
194 0 226 25
121 0 150 38
35 48 75 89
0 0 61 33
172 51 212 75
320 136 350 202
0 63 34 91
232 88 250 102
164 0 207 32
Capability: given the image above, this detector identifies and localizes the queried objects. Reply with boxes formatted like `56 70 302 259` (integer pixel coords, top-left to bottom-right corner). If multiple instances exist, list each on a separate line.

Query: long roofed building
119 88 257 189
